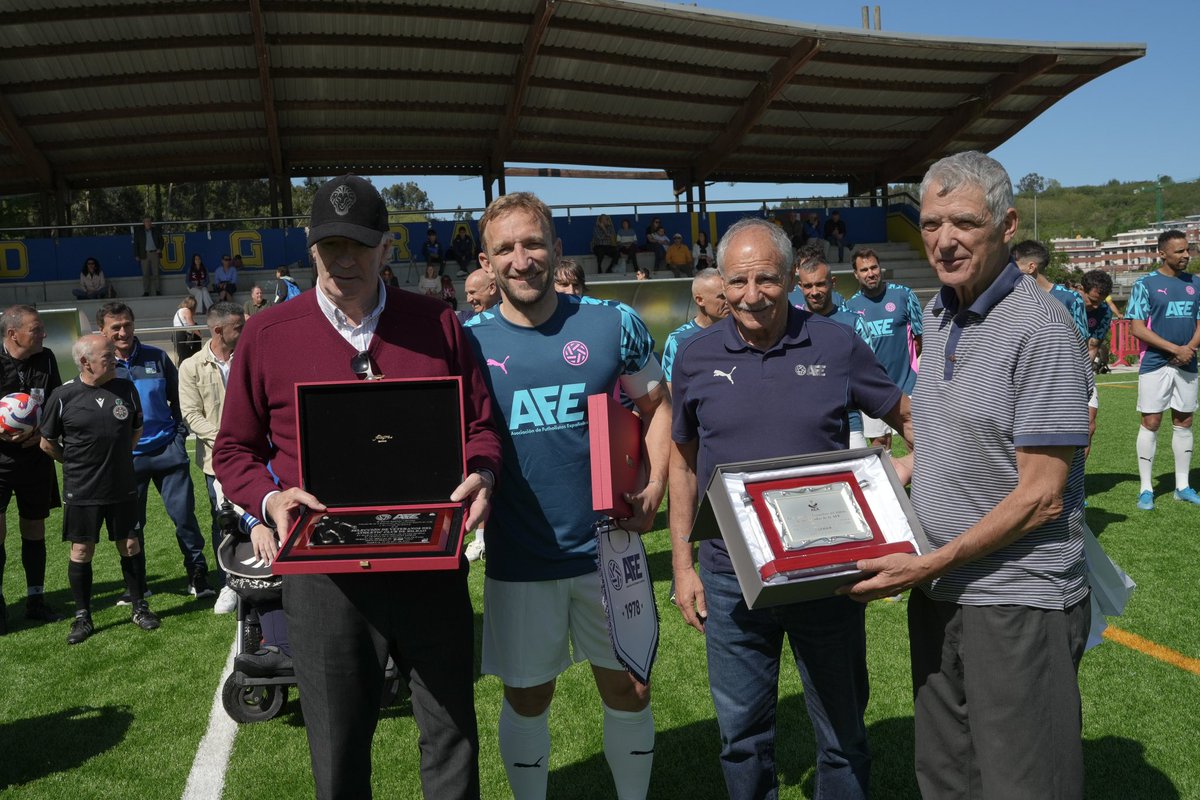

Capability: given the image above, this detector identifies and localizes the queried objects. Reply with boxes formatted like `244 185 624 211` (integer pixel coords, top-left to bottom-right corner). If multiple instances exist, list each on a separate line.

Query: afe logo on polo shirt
794 364 827 377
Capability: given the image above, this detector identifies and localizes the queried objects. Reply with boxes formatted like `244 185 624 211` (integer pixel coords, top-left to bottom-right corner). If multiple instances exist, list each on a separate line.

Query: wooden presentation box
272 377 467 575
689 447 931 608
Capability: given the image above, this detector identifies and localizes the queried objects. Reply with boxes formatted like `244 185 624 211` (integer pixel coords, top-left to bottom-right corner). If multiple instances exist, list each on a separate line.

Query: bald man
459 269 501 324
661 268 728 390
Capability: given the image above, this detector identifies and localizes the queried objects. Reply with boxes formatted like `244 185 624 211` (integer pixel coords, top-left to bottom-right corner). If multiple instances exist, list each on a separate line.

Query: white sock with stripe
499 698 550 800
602 703 655 800
1137 425 1157 493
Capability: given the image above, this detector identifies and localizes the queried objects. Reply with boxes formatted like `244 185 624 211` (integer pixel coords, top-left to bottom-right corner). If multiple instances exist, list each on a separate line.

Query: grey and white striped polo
910 263 1091 610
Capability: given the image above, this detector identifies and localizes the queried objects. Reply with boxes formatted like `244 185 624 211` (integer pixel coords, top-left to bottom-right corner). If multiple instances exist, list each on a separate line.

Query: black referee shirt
40 378 142 505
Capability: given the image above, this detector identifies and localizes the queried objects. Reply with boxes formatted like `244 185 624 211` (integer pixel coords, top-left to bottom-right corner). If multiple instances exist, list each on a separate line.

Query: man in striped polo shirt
844 151 1092 799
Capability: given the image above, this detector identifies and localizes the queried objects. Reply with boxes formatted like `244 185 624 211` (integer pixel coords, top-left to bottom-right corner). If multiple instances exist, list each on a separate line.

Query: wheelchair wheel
222 674 288 723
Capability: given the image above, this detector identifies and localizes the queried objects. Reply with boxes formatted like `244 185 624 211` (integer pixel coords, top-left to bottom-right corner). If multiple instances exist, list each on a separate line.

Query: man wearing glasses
214 175 501 800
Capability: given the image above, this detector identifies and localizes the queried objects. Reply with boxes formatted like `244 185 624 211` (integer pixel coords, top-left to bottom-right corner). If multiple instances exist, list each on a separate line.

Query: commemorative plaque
689 448 930 608
272 377 468 575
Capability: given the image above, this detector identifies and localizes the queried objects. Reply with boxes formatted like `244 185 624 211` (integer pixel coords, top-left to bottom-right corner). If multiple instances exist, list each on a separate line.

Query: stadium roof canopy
0 0 1144 203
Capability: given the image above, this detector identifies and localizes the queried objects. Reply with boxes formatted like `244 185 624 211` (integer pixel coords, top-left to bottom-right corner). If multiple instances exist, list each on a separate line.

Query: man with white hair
844 151 1092 799
40 335 159 644
669 217 911 800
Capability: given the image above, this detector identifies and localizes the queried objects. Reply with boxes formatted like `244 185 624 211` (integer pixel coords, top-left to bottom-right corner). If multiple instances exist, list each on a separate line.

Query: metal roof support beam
690 37 821 184
0 89 53 190
248 0 284 181
491 0 558 169
879 53 1060 184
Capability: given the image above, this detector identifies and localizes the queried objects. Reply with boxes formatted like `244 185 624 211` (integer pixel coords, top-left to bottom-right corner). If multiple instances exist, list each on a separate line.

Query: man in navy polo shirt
1125 230 1200 510
669 217 910 800
844 151 1092 800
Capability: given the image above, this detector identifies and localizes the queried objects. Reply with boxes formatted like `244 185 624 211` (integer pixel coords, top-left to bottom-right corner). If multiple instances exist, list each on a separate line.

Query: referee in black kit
39 334 161 645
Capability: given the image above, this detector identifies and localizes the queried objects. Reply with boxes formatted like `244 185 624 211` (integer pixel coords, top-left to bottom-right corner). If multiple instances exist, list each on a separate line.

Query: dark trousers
133 433 208 575
285 567 479 800
701 567 870 800
908 589 1089 800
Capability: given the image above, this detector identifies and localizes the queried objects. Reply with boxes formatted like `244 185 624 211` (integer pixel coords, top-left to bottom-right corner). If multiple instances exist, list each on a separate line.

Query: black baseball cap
307 174 391 247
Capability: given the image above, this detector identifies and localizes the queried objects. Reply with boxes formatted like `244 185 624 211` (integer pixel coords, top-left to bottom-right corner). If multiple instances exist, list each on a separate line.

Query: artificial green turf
3 377 1199 798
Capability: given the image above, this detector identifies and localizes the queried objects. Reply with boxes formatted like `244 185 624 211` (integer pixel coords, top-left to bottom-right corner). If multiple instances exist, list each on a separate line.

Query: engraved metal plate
763 483 872 550
309 513 439 547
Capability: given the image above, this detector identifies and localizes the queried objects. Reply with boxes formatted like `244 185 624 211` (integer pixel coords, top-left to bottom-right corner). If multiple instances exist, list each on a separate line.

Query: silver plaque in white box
763 483 873 550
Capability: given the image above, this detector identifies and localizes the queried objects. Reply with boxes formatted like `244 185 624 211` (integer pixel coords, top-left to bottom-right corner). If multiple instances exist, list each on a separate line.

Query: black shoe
189 571 215 599
26 596 64 623
67 611 94 645
131 601 160 631
234 645 294 678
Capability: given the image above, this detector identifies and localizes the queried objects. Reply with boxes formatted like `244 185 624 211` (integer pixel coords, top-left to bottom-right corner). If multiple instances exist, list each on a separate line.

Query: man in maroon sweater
214 175 501 800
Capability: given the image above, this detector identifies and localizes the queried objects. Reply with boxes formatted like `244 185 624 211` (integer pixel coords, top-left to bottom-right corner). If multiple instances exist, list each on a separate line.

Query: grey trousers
139 251 161 294
908 589 1089 800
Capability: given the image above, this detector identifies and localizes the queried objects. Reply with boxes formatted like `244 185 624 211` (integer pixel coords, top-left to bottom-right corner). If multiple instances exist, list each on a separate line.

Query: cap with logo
307 174 391 247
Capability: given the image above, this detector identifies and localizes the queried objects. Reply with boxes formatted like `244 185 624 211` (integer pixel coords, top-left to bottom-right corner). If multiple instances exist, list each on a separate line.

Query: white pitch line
182 640 238 800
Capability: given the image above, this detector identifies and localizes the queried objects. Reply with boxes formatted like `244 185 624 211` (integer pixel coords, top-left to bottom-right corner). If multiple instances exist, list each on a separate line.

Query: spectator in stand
419 263 441 298
212 255 238 302
617 219 639 273
274 265 301 304
645 216 662 242
591 214 619 274
40 334 160 645
178 301 246 616
133 217 163 297
243 285 269 318
380 265 400 288
666 233 693 277
441 275 458 311
99 302 214 603
172 296 203 363
422 228 447 276
803 212 825 257
73 257 114 300
452 226 476 277
186 255 213 313
781 211 806 249
648 226 670 272
823 210 851 263
693 231 715 272
553 259 587 297
1080 269 1115 373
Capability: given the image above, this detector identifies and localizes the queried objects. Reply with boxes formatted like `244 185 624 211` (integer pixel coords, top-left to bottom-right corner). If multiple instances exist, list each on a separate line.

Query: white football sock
1137 425 1157 493
499 699 550 800
603 703 655 800
1172 425 1193 491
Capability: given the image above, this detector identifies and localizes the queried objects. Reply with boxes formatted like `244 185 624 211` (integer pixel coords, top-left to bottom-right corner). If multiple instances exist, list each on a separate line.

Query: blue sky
377 0 1197 215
